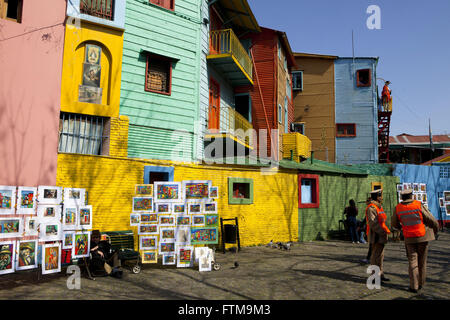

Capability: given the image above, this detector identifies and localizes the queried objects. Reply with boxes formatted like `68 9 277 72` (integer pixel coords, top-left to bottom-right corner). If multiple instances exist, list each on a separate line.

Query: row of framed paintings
0 185 86 215
439 191 450 215
141 246 213 271
134 181 218 203
133 199 218 214
397 183 427 193
131 213 219 230
139 227 218 250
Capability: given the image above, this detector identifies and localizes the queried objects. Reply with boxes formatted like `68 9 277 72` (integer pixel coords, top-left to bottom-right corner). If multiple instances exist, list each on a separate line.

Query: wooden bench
102 230 141 274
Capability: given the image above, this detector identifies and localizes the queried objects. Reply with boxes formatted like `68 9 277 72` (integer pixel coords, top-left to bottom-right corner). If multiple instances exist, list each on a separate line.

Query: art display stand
220 217 240 254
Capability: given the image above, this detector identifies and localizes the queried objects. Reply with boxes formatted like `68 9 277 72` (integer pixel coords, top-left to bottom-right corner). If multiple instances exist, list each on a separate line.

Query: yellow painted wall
60 21 124 118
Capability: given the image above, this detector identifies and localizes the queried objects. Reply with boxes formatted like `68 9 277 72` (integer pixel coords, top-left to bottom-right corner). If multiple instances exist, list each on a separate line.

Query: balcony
282 133 312 162
208 29 253 86
80 0 114 21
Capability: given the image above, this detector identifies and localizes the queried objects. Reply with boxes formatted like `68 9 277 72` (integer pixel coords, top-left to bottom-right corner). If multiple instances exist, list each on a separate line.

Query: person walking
360 197 373 264
366 189 391 282
392 189 439 293
344 199 359 243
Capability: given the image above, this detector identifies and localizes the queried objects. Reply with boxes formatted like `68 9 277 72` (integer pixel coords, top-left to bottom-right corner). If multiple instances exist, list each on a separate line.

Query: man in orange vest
392 189 439 293
381 81 391 111
366 189 391 282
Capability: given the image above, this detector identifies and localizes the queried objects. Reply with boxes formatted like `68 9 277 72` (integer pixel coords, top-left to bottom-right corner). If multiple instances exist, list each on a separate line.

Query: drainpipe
290 150 293 161
310 151 314 164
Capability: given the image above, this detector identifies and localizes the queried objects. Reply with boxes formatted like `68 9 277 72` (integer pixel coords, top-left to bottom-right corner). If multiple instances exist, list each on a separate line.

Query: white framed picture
195 247 213 272
42 243 61 275
132 196 153 213
138 223 158 236
159 241 175 254
16 187 37 215
0 241 16 275
209 186 219 199
162 253 176 265
203 202 218 214
155 203 171 214
78 205 93 230
37 186 63 205
62 206 78 230
130 213 140 226
37 204 62 220
191 214 205 227
154 181 183 203
40 220 62 242
62 232 75 250
160 227 176 242
0 186 16 215
139 236 157 250
176 215 191 227
182 180 212 202
72 232 91 259
176 245 194 268
175 226 190 245
16 240 38 271
159 215 175 227
0 217 23 239
172 203 186 215
63 188 86 206
24 216 39 236
187 202 202 215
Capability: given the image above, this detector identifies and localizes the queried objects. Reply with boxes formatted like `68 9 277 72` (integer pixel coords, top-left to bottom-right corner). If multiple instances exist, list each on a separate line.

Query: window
298 174 319 208
228 178 253 205
1 0 23 23
284 57 288 71
58 112 109 155
145 54 172 95
144 166 174 184
439 166 449 179
80 0 114 20
336 124 356 137
356 69 371 87
286 77 292 99
371 182 383 191
292 122 305 135
284 97 288 133
278 104 282 124
278 39 281 59
292 71 303 91
149 0 175 11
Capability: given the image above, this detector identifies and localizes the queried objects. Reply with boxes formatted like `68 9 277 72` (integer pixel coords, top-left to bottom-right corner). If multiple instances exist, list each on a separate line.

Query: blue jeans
347 216 358 242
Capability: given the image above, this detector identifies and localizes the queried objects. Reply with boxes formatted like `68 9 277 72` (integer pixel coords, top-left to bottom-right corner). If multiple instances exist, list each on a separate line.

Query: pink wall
0 0 67 186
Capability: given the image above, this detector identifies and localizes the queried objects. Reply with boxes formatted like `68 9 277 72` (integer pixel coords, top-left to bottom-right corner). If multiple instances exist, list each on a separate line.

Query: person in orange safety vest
381 81 391 111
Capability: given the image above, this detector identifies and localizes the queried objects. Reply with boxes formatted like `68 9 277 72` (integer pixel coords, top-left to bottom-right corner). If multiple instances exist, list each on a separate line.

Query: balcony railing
80 0 114 21
209 29 253 80
222 106 254 147
282 133 312 162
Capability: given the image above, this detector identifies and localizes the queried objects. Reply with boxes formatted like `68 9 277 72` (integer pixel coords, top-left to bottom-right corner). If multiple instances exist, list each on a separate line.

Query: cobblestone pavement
1 230 448 300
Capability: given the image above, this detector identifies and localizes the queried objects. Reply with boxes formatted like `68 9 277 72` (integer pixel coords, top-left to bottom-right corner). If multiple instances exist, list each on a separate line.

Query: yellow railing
209 29 253 80
282 133 312 162
224 107 254 147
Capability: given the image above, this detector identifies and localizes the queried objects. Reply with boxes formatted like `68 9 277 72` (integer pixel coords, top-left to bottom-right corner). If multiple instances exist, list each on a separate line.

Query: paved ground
1 229 448 300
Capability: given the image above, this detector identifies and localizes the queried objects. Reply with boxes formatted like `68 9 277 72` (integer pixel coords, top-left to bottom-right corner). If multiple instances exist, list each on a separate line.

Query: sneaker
352 242 356 244
407 287 418 293
356 241 360 244
360 259 369 264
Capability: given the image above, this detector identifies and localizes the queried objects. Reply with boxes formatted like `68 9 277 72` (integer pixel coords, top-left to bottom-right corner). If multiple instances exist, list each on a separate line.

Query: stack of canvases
129 181 219 269
397 183 429 207
0 186 92 276
439 191 450 216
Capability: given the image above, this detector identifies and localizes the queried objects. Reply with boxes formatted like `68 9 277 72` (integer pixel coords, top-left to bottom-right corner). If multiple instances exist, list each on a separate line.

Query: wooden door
209 79 220 131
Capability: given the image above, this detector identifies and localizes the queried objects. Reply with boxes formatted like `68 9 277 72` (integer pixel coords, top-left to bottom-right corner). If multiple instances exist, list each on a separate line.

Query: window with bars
58 112 109 155
292 71 303 91
440 166 450 179
149 0 174 11
145 54 172 95
336 123 356 137
80 0 114 21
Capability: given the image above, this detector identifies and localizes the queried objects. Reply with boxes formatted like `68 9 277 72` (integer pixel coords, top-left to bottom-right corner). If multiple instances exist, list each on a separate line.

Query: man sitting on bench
90 230 123 278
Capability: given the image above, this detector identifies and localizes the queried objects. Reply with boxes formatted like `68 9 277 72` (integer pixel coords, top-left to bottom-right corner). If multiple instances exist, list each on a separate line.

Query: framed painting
78 85 102 104
63 188 86 206
190 227 218 245
140 213 158 223
160 227 176 242
439 198 444 208
195 247 213 272
176 245 194 268
42 243 61 275
159 215 175 227
402 183 409 190
78 205 93 230
204 202 217 214
62 206 78 230
73 232 91 259
162 253 176 265
205 214 219 227
159 241 175 254
37 204 61 220
130 213 140 226
16 240 38 271
412 183 419 192
396 184 403 192
24 216 39 236
182 180 212 201
141 250 158 264
17 187 37 215
154 182 182 203
40 220 62 242
138 223 158 236
176 215 191 226
416 193 422 201
444 191 450 202
37 186 62 205
85 44 101 65
192 215 205 227
135 184 154 196
62 232 75 250
422 193 428 203
173 204 186 215
0 186 16 215
82 63 101 87
446 204 450 215
187 203 202 214
0 218 23 239
0 241 16 275
132 197 153 213
156 203 171 214
139 236 157 250
175 227 190 245
420 184 427 192
209 186 219 199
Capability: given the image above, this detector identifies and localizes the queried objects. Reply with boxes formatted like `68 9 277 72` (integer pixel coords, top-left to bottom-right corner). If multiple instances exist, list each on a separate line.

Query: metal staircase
378 98 393 163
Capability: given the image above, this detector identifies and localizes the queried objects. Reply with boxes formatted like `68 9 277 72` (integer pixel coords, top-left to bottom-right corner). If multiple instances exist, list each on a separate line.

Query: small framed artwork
24 216 39 236
78 205 93 230
407 183 413 190
205 214 219 227
160 227 176 242
140 213 158 223
37 204 61 220
204 202 217 214
422 193 428 203
176 245 194 268
16 240 38 271
62 232 75 250
73 232 91 259
192 215 205 227
420 184 426 192
187 203 202 214
439 198 444 207
159 241 175 254
444 191 450 202
138 223 158 235
132 197 153 213
42 243 61 275
176 215 191 226
209 186 218 199
446 204 450 215
156 203 171 214
173 204 186 215
63 188 86 206
0 241 16 275
0 218 23 239
62 206 78 230
182 180 212 201
402 183 409 190
190 227 218 245
37 186 62 205
162 253 176 265
159 215 175 227
0 186 16 215
396 184 403 192
140 236 157 250
135 184 154 196
413 183 419 192
40 220 62 242
17 187 37 214
154 182 182 203
79 85 102 104
175 227 190 245
130 214 140 226
141 250 158 264
416 193 422 201
195 247 213 272
82 63 101 87
85 44 102 65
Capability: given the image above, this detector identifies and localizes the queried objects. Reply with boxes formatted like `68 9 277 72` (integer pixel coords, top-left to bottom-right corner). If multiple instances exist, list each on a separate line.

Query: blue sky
247 0 450 136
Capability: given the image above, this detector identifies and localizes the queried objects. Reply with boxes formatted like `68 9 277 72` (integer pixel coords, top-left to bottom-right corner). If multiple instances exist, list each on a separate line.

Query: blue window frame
143 166 174 184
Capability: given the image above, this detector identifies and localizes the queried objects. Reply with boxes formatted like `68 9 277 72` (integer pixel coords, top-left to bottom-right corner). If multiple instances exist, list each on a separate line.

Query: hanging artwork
63 188 86 206
24 216 39 236
63 206 78 230
0 241 16 275
420 184 427 192
439 198 445 208
40 220 62 242
187 203 202 214
79 85 102 104
159 241 175 254
413 183 419 192
130 214 140 226
37 186 63 205
396 184 403 192
37 204 61 220
159 215 175 227
444 191 450 202
182 180 211 201
209 186 219 199
139 236 157 250
78 205 93 230
138 223 158 235
192 215 205 227
190 227 218 245
173 204 186 214
16 187 37 215
162 253 176 265
446 204 450 215
132 197 153 213
135 184 154 196
82 63 101 87
16 240 38 271
175 227 190 245
62 232 75 250
141 250 158 264
0 218 23 239
140 213 158 223
195 247 213 272
160 227 176 242
0 186 16 215
73 232 91 258
154 182 182 203
176 215 191 226
422 193 428 203
205 214 219 227
85 44 101 65
176 245 194 268
42 243 61 275
204 202 217 214
156 203 171 214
